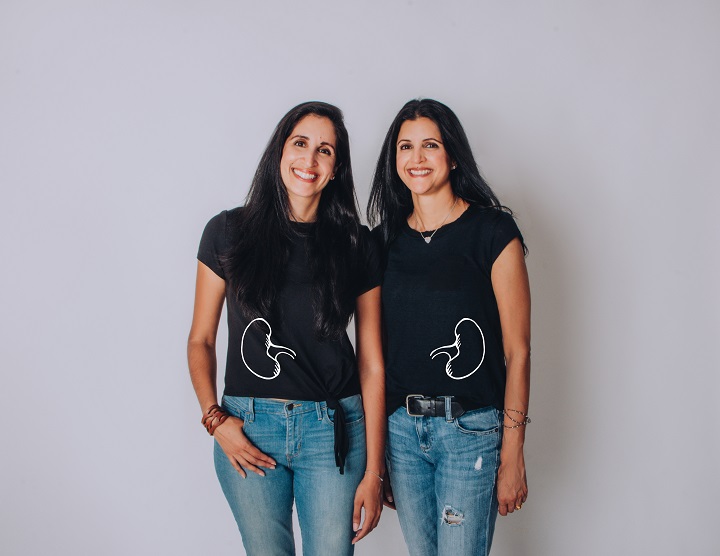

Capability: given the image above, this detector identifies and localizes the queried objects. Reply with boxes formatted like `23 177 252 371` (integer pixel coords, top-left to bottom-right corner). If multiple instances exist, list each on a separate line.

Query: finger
367 506 382 532
353 512 374 544
352 498 363 534
216 423 276 468
353 526 370 543
235 456 266 477
383 481 395 509
498 503 508 516
361 504 380 535
240 445 277 467
239 450 276 470
229 458 247 479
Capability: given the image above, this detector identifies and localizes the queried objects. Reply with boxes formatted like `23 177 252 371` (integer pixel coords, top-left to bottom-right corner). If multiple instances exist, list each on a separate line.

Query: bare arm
490 238 531 516
351 286 386 543
187 261 276 477
188 262 225 412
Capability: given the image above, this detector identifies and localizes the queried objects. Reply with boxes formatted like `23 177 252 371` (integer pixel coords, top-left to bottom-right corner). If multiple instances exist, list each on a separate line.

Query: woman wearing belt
188 102 385 555
368 99 530 556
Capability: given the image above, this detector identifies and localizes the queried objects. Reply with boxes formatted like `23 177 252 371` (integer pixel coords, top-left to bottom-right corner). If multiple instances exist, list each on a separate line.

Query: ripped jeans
215 395 366 556
387 405 502 556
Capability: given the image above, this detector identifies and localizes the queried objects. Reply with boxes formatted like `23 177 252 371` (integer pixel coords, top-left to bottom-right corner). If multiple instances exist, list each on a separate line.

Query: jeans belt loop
315 401 323 421
247 397 255 422
445 396 454 423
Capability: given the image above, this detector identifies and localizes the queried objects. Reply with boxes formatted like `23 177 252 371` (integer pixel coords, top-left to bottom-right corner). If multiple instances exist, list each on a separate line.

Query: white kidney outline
429 317 485 380
240 317 296 380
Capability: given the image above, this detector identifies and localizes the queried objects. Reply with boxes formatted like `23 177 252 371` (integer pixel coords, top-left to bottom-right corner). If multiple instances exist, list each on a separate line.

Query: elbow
504 344 530 367
358 362 385 383
187 335 216 354
188 336 216 347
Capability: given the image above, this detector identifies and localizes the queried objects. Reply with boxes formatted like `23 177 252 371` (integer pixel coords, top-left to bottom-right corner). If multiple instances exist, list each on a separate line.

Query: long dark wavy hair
368 98 524 253
224 101 362 340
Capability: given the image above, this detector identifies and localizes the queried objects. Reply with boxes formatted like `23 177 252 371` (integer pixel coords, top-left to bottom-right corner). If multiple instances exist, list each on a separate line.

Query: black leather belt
405 395 466 418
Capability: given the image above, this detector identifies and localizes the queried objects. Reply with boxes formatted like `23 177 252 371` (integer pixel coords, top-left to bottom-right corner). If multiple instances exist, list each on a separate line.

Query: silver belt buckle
405 394 426 417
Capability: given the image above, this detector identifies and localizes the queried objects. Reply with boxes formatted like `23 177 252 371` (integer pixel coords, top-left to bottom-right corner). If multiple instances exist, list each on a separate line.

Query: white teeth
409 169 431 176
293 169 317 180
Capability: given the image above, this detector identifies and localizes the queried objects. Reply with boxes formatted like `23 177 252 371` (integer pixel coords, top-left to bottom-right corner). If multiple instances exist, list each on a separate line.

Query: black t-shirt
380 205 523 414
198 208 382 401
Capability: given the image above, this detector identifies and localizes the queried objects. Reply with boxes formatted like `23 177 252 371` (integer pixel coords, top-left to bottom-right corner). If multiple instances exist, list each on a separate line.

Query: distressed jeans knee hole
442 505 464 526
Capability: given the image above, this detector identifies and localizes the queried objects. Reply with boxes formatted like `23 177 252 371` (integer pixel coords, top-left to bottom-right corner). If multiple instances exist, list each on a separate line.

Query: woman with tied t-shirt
188 102 385 555
368 99 530 556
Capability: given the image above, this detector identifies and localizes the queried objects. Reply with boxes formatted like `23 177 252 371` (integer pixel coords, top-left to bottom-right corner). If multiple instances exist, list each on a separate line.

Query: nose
302 149 319 168
411 147 425 164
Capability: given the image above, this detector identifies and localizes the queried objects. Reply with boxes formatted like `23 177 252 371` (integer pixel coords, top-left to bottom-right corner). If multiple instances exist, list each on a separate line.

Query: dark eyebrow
396 137 443 145
289 134 336 150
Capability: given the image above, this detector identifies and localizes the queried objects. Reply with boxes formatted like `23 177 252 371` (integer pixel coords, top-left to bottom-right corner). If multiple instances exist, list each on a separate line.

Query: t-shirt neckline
402 203 477 240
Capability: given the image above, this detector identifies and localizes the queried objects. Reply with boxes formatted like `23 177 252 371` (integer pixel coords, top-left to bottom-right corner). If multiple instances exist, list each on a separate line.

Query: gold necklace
414 197 459 244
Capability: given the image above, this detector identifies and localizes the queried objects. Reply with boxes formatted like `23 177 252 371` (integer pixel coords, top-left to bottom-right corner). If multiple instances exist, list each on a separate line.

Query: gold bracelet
364 470 384 482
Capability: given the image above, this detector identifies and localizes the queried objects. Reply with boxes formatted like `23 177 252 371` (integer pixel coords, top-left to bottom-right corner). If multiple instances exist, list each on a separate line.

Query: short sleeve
197 211 228 280
355 226 383 297
488 210 523 265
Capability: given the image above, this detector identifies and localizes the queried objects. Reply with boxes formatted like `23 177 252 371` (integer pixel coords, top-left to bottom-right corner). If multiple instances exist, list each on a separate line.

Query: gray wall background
1 1 718 554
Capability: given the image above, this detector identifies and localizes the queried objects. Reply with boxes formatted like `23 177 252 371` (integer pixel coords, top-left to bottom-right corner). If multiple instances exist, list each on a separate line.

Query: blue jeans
214 395 366 556
387 404 502 556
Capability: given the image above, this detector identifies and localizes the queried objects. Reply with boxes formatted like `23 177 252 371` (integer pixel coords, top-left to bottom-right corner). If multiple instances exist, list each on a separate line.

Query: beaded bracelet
202 404 229 436
502 408 531 429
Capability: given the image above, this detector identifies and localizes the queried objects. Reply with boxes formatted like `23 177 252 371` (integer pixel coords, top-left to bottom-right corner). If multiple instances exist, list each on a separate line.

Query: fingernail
353 522 359 532
388 496 393 502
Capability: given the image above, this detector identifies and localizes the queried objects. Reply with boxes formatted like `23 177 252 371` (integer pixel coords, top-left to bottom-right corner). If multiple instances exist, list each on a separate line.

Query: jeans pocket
220 396 251 424
453 407 500 435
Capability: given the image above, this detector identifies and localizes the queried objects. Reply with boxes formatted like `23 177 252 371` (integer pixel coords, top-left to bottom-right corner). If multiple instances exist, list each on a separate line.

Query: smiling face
396 117 454 197
280 115 337 214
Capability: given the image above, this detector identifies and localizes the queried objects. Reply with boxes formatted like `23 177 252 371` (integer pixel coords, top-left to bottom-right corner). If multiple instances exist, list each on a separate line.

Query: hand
497 449 528 516
382 469 396 510
351 473 383 544
213 416 276 478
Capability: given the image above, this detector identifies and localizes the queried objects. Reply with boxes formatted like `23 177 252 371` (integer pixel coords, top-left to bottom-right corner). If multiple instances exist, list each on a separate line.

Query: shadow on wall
488 159 583 555
501 186 575 556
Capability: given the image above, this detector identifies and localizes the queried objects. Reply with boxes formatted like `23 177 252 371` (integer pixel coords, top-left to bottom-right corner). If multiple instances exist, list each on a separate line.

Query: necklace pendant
424 236 432 244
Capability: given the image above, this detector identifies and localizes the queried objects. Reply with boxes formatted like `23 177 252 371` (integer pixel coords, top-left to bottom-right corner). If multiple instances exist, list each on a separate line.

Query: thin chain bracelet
365 470 384 482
